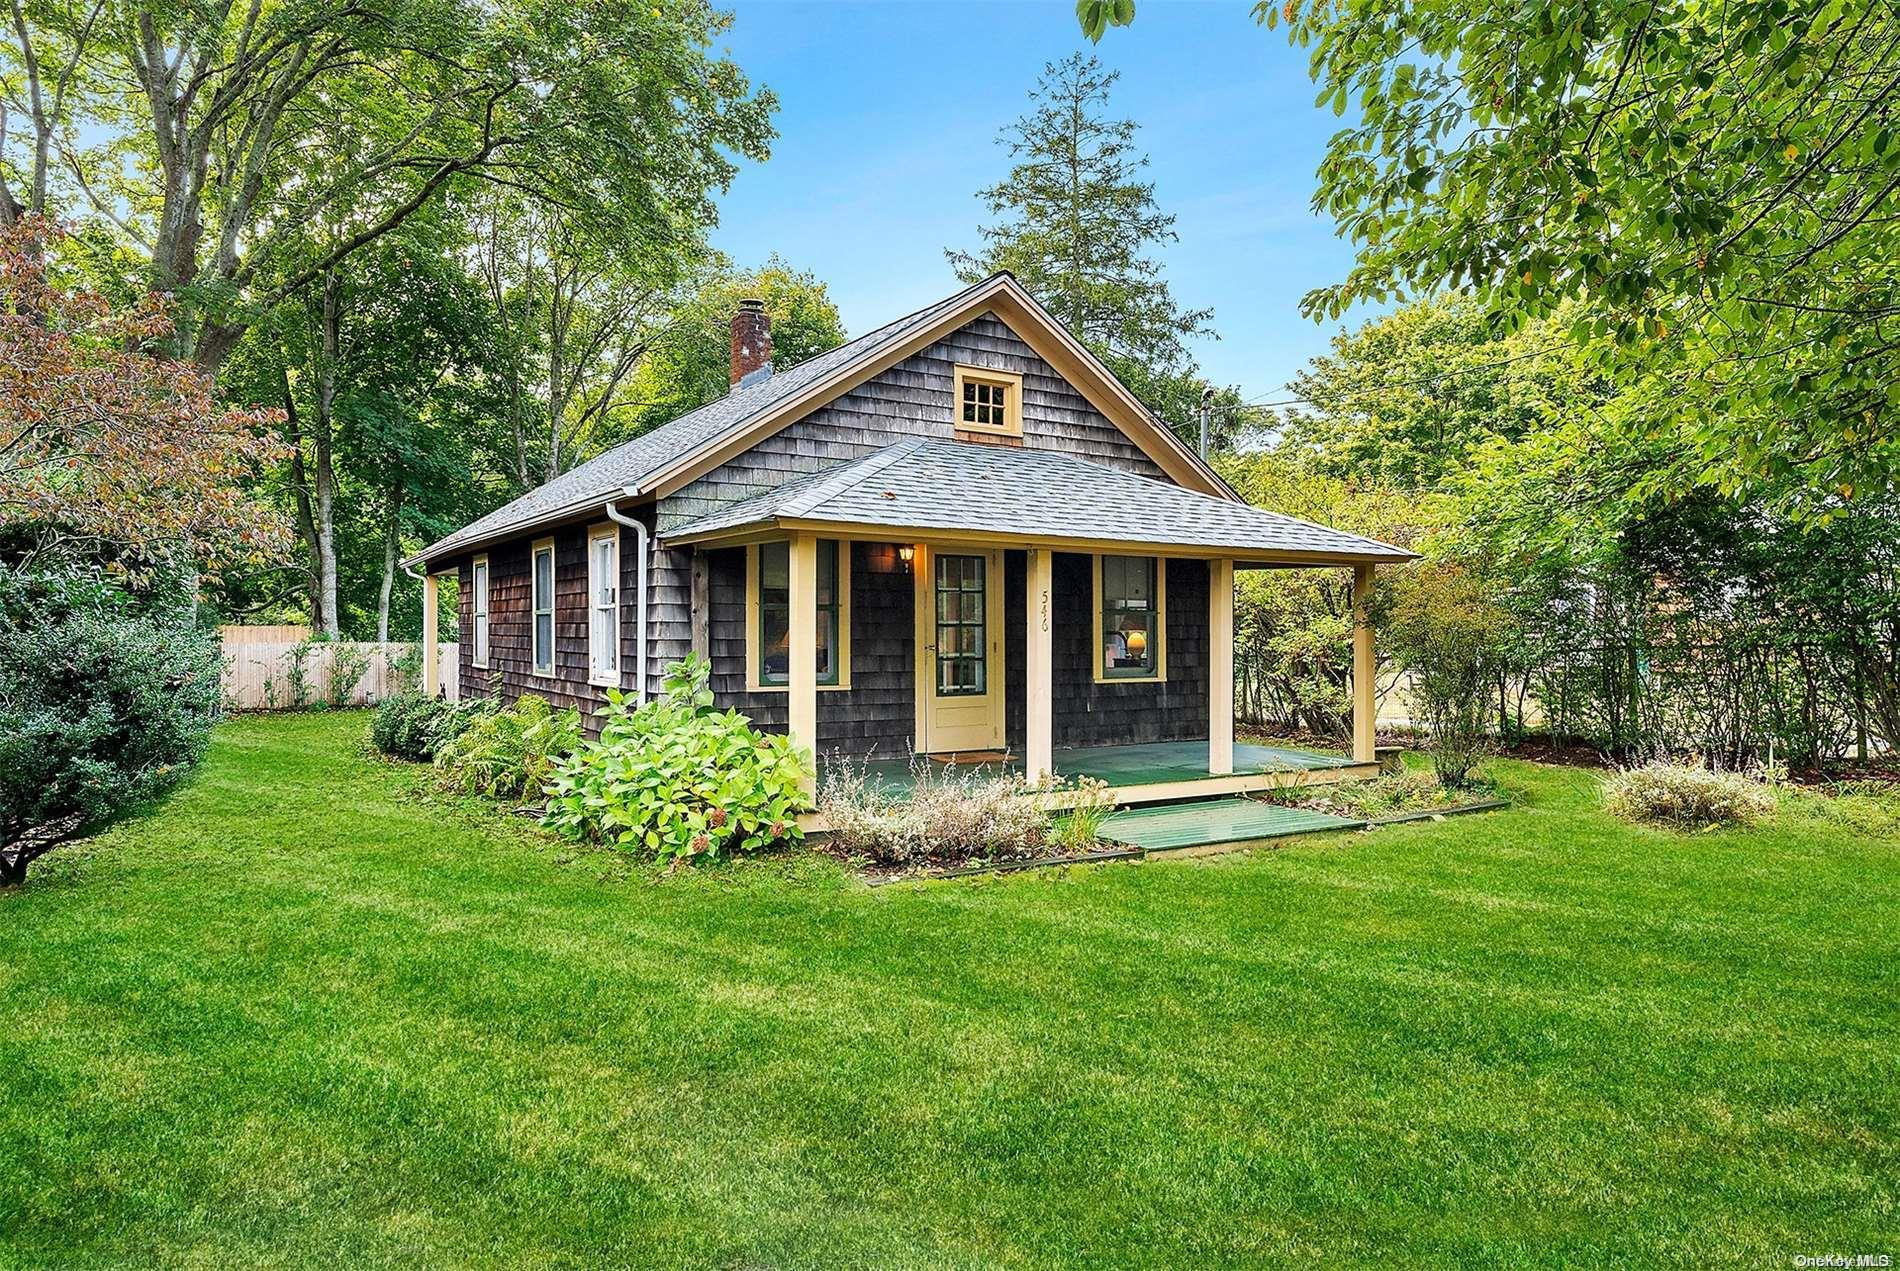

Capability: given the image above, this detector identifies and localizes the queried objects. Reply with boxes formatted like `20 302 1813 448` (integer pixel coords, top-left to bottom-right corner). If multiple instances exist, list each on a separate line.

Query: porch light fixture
898 545 915 567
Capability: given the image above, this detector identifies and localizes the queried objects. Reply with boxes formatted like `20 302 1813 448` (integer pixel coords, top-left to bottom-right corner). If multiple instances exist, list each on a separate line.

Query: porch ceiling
660 438 1415 565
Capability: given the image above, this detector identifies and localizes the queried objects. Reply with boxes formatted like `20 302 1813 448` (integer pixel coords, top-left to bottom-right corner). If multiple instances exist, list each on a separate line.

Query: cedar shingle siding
441 314 1215 754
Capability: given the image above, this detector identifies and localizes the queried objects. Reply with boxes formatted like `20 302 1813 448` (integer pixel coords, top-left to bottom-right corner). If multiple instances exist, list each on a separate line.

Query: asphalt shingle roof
663 438 1415 562
410 278 992 564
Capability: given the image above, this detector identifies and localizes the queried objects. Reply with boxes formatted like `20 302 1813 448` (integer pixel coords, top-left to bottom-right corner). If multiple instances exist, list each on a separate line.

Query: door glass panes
1101 555 1157 677
935 553 986 696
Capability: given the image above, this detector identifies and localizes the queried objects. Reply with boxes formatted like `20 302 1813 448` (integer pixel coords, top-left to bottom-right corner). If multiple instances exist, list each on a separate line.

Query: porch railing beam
1352 563 1376 764
1209 557 1235 775
1025 547 1054 782
788 531 819 795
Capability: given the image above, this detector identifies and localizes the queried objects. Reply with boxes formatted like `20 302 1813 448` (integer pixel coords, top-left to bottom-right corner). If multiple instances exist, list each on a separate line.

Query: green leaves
542 655 808 863
1255 0 1900 513
1076 0 1135 43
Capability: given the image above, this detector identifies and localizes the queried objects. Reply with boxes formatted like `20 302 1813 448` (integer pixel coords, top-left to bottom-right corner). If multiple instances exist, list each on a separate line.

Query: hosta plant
542 653 808 863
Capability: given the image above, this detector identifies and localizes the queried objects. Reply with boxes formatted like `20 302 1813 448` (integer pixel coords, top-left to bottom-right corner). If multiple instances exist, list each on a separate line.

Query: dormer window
952 365 1023 437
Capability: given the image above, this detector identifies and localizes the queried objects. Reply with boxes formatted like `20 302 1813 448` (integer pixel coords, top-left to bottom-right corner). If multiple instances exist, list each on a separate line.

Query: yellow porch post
1025 547 1054 783
788 531 819 794
1209 557 1235 775
1352 563 1377 764
421 571 440 698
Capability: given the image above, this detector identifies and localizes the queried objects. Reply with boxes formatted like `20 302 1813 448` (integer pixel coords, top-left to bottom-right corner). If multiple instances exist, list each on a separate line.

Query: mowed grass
1 713 1894 1268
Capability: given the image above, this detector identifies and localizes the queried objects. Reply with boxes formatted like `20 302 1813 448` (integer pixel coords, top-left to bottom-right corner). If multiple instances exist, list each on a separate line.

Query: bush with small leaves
0 567 220 885
543 653 807 863
1604 762 1776 831
370 691 483 762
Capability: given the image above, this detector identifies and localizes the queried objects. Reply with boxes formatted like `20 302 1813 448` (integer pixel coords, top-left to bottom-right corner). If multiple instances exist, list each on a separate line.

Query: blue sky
707 0 1370 412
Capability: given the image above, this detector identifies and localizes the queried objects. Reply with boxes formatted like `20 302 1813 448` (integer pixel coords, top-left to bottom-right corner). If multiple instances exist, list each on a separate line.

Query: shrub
818 764 1054 866
370 691 484 762
434 694 581 801
0 570 220 885
1384 559 1514 789
1603 762 1776 830
325 641 373 707
543 653 807 863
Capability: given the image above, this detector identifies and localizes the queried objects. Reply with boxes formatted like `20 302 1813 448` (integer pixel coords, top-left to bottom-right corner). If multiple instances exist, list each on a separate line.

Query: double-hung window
531 537 555 677
470 555 490 668
749 539 848 690
588 525 620 687
1096 554 1165 681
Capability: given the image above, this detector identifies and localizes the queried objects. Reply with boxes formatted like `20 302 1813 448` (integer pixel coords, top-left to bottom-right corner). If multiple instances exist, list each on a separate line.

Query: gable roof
662 438 1415 565
407 273 1234 568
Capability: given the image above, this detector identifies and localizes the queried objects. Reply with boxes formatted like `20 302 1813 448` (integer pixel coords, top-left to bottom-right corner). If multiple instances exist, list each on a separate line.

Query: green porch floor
824 739 1355 796
1101 797 1366 852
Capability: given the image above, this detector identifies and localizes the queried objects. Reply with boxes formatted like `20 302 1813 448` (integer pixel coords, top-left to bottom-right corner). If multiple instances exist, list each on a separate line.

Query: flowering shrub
542 654 807 863
1604 762 1776 830
434 694 581 801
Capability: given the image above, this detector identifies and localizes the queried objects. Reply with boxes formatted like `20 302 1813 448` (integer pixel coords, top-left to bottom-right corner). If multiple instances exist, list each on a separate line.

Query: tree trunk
0 852 27 888
281 372 326 631
313 270 341 639
376 481 403 643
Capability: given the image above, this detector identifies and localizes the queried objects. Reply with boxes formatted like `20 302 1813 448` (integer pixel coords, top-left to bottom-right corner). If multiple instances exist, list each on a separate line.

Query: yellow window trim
530 535 556 679
470 552 490 670
1092 553 1167 684
951 364 1023 437
745 540 853 693
586 521 620 689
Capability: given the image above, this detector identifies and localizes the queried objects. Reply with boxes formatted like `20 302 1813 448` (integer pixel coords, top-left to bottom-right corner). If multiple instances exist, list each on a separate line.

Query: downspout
603 500 649 705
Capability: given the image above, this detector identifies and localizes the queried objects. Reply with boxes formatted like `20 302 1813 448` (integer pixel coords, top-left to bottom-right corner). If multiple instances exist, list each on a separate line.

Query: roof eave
660 514 1418 566
402 486 654 570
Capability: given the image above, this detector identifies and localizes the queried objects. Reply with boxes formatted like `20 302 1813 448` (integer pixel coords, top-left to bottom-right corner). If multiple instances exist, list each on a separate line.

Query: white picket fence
220 630 459 710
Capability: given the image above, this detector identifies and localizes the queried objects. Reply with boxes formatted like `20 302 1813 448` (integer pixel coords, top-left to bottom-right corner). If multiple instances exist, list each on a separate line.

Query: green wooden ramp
1102 797 1364 853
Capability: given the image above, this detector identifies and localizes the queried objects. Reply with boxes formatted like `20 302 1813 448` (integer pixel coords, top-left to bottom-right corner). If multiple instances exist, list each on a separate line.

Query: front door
917 546 1004 754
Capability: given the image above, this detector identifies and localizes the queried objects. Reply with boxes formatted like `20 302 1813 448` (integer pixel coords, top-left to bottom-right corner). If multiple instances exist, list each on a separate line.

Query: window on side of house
531 537 555 677
1098 554 1163 681
751 539 846 690
588 525 619 686
471 555 490 668
952 365 1023 436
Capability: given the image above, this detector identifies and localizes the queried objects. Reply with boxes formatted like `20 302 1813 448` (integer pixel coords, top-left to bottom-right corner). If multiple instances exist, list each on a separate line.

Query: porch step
1101 797 1365 853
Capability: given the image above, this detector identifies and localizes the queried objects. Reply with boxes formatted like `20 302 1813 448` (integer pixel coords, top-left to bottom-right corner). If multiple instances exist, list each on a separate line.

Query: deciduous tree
0 220 285 575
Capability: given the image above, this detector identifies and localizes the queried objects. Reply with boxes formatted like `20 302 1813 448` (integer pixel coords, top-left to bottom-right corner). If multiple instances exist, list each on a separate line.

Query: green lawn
2 713 1894 1267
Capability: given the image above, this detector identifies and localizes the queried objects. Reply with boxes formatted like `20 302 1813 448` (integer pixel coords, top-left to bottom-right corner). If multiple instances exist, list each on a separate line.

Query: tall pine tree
949 54 1242 445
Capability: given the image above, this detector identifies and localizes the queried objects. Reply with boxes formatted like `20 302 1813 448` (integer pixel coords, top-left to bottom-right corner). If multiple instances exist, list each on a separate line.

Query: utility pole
1198 386 1215 457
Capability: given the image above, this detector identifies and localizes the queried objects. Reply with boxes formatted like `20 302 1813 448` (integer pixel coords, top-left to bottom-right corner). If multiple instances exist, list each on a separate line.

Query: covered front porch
661 436 1415 816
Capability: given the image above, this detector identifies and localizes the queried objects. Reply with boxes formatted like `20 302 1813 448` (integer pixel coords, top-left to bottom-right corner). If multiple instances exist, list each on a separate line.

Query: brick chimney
730 298 772 388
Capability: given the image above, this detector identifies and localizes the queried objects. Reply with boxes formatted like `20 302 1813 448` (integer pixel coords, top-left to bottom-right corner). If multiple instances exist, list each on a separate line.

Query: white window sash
532 542 555 675
588 531 619 685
